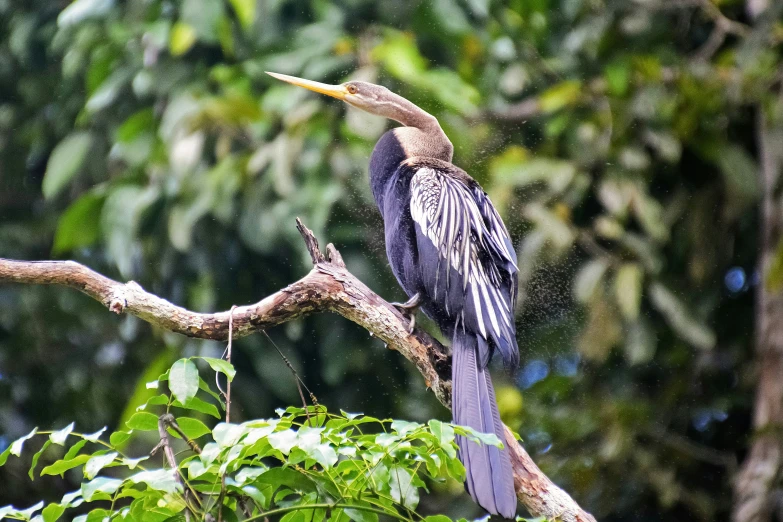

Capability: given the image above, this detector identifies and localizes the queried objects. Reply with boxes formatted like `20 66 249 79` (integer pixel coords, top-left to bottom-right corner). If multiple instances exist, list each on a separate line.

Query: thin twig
262 330 318 425
155 414 193 522
217 306 236 522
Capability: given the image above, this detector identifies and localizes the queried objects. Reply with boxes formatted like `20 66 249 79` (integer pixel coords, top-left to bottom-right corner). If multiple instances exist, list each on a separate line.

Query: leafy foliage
1 0 781 520
0 358 507 522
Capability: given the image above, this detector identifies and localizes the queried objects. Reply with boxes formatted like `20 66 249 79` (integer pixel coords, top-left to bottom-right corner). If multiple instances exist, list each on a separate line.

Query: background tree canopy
1 0 782 520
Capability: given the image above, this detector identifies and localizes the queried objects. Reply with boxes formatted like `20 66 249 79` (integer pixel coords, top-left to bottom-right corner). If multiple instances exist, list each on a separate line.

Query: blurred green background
1 0 782 520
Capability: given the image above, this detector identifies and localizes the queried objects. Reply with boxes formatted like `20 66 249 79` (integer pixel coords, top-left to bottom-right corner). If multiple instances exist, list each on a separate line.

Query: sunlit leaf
649 282 715 349
197 357 236 382
170 22 197 56
169 359 199 405
614 263 643 320
126 412 159 431
538 80 582 113
10 427 37 456
574 259 610 303
212 423 246 447
42 503 66 522
82 477 124 501
41 454 92 476
53 193 104 254
50 423 75 446
84 452 117 480
58 0 114 27
29 439 52 479
388 465 419 510
173 396 221 419
82 427 106 442
172 417 211 440
42 132 92 200
63 440 87 461
624 317 657 365
228 0 255 29
128 469 181 494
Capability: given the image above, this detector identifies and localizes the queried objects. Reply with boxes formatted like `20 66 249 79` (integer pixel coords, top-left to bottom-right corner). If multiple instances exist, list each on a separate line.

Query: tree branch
732 89 783 522
0 220 596 522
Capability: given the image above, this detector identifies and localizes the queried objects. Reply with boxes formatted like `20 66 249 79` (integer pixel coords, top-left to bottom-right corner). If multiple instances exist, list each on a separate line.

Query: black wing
408 161 519 368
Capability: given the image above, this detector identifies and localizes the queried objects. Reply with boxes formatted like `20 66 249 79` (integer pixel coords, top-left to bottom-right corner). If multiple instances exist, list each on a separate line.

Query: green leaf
388 465 419 510
121 455 148 469
126 412 159 431
228 0 255 29
715 144 759 202
83 427 106 442
574 259 610 303
42 503 66 522
197 357 236 382
306 443 337 470
42 132 92 200
117 109 155 142
29 439 52 479
538 80 582 113
267 429 297 454
344 503 378 522
614 263 643 320
649 282 715 349
170 22 197 56
110 430 133 447
428 420 455 447
63 439 87 460
173 396 221 419
255 467 315 493
41 454 91 476
423 517 453 522
454 426 503 448
11 427 38 456
624 317 657 365
128 469 181 494
391 420 420 435
213 423 246 447
173 417 211 439
58 0 114 27
84 452 118 480
138 394 170 411
50 423 75 446
0 446 11 466
82 477 124 501
605 60 631 96
169 359 199 405
53 193 105 254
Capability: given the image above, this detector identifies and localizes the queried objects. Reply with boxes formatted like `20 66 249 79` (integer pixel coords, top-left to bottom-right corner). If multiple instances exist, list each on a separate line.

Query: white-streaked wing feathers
410 167 517 359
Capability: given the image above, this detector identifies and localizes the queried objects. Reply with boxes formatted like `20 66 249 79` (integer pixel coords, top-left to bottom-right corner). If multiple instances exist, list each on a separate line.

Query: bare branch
0 224 596 522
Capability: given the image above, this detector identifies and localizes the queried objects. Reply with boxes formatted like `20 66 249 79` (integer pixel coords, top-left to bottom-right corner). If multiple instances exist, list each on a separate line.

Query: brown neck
379 93 453 163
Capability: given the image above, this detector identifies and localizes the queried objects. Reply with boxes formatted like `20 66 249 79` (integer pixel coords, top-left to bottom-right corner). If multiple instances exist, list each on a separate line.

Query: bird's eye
347 84 358 94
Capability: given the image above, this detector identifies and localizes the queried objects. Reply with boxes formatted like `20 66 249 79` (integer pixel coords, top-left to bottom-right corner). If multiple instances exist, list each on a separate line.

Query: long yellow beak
266 71 349 100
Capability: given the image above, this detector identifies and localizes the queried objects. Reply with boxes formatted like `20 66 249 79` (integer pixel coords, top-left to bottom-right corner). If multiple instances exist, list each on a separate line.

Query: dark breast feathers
394 157 519 369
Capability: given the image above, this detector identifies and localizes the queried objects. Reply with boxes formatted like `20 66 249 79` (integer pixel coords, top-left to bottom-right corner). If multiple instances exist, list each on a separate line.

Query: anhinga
267 72 519 519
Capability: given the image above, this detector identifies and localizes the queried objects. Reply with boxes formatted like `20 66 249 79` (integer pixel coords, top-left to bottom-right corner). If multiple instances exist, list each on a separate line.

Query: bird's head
265 71 437 129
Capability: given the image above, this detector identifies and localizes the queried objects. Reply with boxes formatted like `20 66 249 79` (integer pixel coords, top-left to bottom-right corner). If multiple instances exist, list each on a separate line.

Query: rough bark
732 99 783 522
0 219 596 522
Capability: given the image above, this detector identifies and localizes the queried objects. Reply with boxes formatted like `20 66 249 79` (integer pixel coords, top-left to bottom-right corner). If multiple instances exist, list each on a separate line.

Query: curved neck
380 92 439 130
367 93 453 162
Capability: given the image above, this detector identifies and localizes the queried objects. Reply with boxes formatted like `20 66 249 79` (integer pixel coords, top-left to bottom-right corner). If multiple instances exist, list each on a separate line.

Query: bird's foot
391 293 421 334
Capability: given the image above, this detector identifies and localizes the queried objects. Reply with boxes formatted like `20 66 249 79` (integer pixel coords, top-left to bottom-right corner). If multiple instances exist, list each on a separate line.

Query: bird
267 71 519 519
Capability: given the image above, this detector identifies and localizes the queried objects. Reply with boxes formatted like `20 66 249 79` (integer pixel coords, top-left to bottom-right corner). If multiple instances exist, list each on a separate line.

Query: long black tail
452 331 517 519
